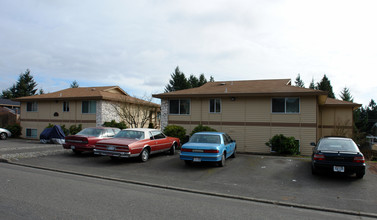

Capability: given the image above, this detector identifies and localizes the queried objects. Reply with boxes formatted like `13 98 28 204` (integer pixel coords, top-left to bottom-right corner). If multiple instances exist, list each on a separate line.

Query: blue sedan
180 132 236 167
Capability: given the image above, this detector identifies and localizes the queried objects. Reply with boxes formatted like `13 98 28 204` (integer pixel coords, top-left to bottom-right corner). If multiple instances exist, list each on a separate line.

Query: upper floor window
169 99 190 115
63 101 70 112
26 101 38 112
82 100 96 114
209 98 221 113
272 98 300 113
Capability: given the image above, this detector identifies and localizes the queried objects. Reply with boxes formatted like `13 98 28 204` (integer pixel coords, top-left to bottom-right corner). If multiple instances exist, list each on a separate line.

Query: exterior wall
318 106 354 138
165 96 318 155
20 100 97 139
96 100 121 127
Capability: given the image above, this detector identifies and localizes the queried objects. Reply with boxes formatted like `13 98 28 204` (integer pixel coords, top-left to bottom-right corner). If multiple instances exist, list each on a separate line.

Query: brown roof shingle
153 79 328 98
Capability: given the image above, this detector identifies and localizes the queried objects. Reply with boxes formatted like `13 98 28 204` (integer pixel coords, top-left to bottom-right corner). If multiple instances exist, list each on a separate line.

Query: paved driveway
1 138 377 215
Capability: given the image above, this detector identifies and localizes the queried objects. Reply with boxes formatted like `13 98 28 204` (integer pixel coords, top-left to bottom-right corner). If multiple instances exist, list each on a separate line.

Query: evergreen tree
309 78 315 89
188 74 199 88
209 76 215 82
339 87 353 102
39 88 45 95
316 74 335 98
198 74 208 87
164 66 190 92
1 69 38 98
294 74 305 87
70 80 79 88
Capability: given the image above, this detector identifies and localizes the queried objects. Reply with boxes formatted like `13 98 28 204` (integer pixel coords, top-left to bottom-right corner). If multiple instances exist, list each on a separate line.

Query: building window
209 98 221 113
26 101 38 112
272 98 299 113
26 128 37 138
63 101 70 112
82 100 96 114
169 99 190 115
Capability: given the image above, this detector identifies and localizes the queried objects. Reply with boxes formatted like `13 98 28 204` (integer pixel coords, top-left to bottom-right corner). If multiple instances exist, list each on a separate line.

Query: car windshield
76 128 103 137
114 130 145 140
189 134 221 144
317 139 359 152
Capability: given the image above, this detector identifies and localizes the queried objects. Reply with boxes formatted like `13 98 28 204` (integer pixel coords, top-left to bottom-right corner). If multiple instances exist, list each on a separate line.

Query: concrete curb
3 160 377 219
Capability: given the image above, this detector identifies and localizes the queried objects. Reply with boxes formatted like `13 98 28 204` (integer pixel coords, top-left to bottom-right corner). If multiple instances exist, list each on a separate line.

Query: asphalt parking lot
1 138 377 215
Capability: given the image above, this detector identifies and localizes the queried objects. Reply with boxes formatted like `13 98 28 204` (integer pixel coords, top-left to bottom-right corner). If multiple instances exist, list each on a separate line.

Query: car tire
218 153 225 167
0 132 7 140
230 147 236 158
169 143 176 155
140 148 149 162
72 149 82 155
356 171 365 179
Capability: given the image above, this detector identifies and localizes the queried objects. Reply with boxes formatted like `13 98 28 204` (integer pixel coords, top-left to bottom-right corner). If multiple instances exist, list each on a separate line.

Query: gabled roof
0 98 20 106
14 86 160 108
153 79 328 98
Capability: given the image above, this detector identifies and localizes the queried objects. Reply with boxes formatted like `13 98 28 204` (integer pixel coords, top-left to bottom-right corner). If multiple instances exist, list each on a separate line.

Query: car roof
194 132 224 135
320 136 353 141
123 128 160 132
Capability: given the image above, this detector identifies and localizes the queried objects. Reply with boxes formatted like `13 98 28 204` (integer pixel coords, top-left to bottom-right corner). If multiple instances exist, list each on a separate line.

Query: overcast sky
0 0 376 105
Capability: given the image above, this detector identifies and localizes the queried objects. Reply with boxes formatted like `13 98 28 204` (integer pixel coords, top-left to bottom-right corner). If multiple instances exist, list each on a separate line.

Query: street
0 163 374 220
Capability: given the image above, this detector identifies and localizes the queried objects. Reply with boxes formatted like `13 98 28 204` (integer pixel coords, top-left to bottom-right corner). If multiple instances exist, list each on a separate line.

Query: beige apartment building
153 79 360 155
15 86 160 139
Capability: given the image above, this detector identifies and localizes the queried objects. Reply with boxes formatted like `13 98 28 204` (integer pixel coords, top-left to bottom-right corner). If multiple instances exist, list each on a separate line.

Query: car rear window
317 139 359 152
76 128 103 137
114 130 145 140
189 134 220 144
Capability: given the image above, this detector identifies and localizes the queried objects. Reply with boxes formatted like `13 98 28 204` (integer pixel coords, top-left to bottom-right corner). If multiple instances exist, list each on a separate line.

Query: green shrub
265 134 299 155
69 124 82 135
60 125 69 136
163 125 187 145
103 120 127 129
5 124 22 137
190 124 217 136
46 123 54 128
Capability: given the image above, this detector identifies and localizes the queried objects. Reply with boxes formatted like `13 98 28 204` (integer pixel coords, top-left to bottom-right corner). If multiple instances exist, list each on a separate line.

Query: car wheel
0 132 7 140
356 171 365 179
169 143 176 155
230 147 236 158
72 149 82 155
218 153 225 167
140 148 149 162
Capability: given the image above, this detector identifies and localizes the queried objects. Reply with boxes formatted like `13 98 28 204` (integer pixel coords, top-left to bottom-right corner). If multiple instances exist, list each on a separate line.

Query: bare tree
112 95 159 128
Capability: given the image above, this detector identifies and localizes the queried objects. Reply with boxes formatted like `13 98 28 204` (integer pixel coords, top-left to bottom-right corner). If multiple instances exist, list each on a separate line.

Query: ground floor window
26 128 37 138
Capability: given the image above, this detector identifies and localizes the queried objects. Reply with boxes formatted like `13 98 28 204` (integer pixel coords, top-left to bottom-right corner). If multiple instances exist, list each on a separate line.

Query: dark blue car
180 132 236 167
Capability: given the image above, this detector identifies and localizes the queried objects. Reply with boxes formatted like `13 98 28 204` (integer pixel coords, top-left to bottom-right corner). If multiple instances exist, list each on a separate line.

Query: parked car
311 137 366 178
0 128 12 140
63 127 120 154
93 128 180 162
180 132 236 167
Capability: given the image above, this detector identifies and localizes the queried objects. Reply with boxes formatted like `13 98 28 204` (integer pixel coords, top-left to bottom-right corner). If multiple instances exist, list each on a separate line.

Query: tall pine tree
339 87 353 102
1 69 38 98
164 66 190 92
316 75 335 98
294 74 305 87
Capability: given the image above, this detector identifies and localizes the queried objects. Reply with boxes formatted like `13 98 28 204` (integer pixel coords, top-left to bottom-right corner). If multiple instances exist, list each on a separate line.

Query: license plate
107 146 115 150
192 149 203 153
71 146 75 150
333 166 345 172
193 158 201 162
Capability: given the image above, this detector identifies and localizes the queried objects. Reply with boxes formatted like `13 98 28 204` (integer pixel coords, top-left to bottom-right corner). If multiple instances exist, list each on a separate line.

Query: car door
150 131 169 152
223 134 234 157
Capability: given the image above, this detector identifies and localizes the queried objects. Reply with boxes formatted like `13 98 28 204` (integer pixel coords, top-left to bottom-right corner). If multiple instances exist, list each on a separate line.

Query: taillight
116 146 129 152
204 149 219 153
353 156 365 163
181 148 192 152
313 154 325 161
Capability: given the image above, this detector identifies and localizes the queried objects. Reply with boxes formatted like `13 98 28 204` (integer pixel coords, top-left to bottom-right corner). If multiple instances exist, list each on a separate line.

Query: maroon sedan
63 127 120 154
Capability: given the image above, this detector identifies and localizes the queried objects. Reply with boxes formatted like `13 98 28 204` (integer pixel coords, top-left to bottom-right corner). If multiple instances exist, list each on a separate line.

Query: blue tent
40 125 66 144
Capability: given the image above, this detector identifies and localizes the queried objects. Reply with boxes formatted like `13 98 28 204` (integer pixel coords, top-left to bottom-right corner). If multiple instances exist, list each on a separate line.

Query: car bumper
180 152 222 162
63 144 94 152
312 161 366 174
93 149 138 158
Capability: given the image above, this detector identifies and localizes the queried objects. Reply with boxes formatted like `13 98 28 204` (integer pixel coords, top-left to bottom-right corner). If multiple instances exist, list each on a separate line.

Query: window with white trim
169 99 190 115
26 101 38 112
82 100 96 114
209 98 221 113
26 128 37 138
63 101 70 112
272 98 299 113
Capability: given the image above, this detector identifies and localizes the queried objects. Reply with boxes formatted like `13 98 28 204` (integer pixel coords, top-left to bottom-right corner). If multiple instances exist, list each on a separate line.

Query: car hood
96 138 139 146
182 142 221 149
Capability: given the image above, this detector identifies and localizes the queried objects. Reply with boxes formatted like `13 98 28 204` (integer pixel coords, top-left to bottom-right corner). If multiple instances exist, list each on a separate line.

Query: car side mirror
310 142 316 146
